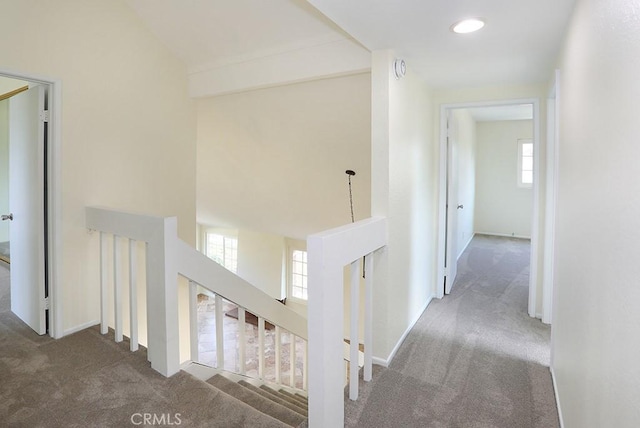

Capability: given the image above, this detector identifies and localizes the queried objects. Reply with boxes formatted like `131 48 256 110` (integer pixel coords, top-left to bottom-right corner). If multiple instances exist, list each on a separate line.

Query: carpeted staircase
205 374 308 427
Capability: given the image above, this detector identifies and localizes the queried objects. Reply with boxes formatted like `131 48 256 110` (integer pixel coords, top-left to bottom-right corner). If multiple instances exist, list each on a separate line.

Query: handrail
175 239 307 339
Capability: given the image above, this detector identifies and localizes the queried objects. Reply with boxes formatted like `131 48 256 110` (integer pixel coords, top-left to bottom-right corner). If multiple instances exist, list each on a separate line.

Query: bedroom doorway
437 98 542 319
0 73 58 337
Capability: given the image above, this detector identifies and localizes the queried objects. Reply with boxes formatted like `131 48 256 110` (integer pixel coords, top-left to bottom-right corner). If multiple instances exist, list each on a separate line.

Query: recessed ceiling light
451 18 485 34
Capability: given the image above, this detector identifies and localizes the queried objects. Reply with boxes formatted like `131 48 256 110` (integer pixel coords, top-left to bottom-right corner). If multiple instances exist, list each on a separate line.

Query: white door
445 113 459 294
8 85 47 334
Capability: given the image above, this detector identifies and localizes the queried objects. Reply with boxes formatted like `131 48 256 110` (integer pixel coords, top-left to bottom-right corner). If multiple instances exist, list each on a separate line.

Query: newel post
145 217 180 377
307 235 345 428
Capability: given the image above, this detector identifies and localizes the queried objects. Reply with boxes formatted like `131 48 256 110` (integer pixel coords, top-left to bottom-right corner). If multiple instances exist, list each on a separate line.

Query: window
518 139 533 188
290 249 308 301
205 233 238 273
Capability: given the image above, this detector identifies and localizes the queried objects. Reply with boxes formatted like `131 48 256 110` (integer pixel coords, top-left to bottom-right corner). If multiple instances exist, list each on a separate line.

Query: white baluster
258 316 265 379
349 258 361 400
129 239 138 352
275 326 281 384
189 281 198 362
290 334 296 388
215 294 224 369
238 307 246 375
364 252 374 382
303 339 308 391
100 232 108 335
114 235 123 343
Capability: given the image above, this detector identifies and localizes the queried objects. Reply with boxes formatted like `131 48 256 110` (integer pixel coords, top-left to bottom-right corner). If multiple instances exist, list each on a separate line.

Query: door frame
543 71 560 325
436 98 541 319
0 68 62 338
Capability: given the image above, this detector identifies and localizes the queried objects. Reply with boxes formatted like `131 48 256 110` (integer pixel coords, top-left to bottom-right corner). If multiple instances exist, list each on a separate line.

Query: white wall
450 109 476 257
552 0 640 426
475 120 533 238
236 228 285 300
0 99 8 243
371 50 437 362
196 73 371 240
0 1 197 334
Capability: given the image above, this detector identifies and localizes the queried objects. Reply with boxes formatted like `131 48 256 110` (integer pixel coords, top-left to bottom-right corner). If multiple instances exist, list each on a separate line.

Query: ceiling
125 0 353 73
307 0 577 88
126 0 576 92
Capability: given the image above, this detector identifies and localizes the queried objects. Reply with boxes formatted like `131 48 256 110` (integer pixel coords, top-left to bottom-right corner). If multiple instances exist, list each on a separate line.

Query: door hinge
43 297 50 310
41 110 50 123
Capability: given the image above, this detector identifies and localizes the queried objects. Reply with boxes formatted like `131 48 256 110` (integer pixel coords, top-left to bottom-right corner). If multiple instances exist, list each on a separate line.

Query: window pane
206 234 224 265
522 170 533 184
224 237 238 273
522 143 533 156
292 286 304 299
290 250 308 300
522 157 533 171
205 233 238 273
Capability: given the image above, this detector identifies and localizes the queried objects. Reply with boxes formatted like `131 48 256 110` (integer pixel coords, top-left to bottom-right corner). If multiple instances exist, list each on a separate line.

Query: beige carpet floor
344 234 559 427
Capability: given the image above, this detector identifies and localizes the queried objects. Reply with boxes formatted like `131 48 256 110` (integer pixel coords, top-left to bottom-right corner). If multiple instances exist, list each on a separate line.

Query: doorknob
457 205 464 210
1 213 13 221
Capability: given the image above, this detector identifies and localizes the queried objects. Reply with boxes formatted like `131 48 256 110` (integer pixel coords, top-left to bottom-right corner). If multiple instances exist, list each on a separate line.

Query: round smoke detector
394 59 406 79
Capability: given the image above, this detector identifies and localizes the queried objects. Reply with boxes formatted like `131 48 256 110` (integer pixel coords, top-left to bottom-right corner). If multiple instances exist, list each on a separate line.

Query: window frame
517 138 534 188
286 241 308 304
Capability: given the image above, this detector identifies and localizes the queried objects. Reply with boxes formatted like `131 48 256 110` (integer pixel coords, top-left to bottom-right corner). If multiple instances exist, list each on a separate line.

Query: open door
444 113 459 294
8 85 47 335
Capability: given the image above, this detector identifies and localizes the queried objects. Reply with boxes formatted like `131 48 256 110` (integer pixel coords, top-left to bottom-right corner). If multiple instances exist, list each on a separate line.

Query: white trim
371 295 433 367
0 68 63 339
528 100 541 318
474 231 531 240
542 70 560 325
63 319 99 336
456 232 475 261
437 98 541 319
436 107 448 299
550 367 565 428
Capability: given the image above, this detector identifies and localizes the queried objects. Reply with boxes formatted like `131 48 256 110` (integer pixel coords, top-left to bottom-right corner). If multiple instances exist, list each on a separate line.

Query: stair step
207 375 306 427
239 380 308 416
181 372 290 428
259 385 308 410
277 389 308 408
260 385 309 411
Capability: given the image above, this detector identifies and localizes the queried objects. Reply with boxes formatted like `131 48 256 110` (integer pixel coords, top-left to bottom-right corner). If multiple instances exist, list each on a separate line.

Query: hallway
345 235 558 427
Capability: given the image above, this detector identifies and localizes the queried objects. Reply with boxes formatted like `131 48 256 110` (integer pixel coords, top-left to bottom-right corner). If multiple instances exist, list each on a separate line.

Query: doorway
0 71 61 338
437 99 541 319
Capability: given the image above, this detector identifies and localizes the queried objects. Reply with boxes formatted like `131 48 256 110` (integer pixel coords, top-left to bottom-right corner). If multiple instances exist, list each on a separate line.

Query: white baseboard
63 319 99 336
475 231 531 240
550 366 565 428
372 295 434 367
457 233 476 261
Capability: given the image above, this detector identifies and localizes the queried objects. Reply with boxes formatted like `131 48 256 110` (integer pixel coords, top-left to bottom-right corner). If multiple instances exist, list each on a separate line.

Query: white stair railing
307 217 387 428
86 206 307 385
182 240 308 391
